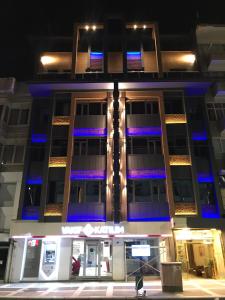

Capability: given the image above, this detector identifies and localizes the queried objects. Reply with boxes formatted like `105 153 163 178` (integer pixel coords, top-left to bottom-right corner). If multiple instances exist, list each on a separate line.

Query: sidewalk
0 278 225 299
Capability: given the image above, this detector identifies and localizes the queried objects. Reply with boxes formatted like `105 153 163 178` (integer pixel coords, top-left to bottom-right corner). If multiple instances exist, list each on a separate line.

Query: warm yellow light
143 25 146 29
181 54 196 64
133 24 137 30
85 25 89 31
40 55 56 65
92 25 96 31
165 114 187 124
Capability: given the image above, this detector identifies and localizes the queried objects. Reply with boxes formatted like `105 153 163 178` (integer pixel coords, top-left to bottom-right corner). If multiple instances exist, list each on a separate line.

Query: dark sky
1 0 225 80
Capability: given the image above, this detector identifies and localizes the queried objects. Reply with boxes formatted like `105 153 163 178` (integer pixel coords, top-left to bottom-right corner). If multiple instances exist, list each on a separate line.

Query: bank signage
61 223 125 236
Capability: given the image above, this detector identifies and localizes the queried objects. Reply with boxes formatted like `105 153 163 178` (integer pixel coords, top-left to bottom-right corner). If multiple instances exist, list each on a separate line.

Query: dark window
132 138 147 154
193 141 209 157
8 109 19 125
30 147 45 161
132 102 145 114
55 101 70 116
0 105 3 120
168 136 188 155
14 146 24 163
89 103 101 115
47 181 64 204
70 181 105 203
20 109 29 124
2 145 14 163
88 139 100 155
24 185 41 206
173 179 194 203
3 106 9 123
199 183 216 205
51 139 67 156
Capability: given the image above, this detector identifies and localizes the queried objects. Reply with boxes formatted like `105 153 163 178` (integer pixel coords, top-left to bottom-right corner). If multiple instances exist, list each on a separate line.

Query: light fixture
133 24 137 30
181 54 196 64
85 25 89 31
92 25 96 31
143 24 146 29
40 55 56 65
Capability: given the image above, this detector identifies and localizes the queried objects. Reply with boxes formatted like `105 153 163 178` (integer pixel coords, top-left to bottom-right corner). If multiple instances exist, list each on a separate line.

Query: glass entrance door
71 239 112 279
85 241 99 276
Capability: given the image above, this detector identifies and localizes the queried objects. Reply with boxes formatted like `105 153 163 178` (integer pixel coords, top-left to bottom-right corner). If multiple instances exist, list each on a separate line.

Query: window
207 103 225 121
164 91 184 114
0 183 16 207
0 105 3 120
199 183 216 205
212 138 225 154
173 179 194 203
30 146 45 161
24 185 41 206
127 180 166 202
127 51 143 71
70 181 106 203
14 146 24 163
3 106 9 123
126 101 158 115
76 102 106 115
193 141 209 158
127 137 161 155
51 139 68 156
74 138 106 156
2 145 14 163
168 136 188 155
20 109 29 124
54 101 70 116
8 109 20 125
47 181 64 204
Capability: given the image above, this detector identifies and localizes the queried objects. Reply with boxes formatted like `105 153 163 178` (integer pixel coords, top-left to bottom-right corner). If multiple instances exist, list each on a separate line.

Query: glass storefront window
71 239 112 278
125 239 162 277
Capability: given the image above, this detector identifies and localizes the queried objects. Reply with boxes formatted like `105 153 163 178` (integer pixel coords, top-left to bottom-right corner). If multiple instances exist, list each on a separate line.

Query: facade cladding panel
3 21 225 283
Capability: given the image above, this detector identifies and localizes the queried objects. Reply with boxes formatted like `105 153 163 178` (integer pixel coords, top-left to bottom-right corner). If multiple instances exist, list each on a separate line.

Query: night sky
1 0 225 80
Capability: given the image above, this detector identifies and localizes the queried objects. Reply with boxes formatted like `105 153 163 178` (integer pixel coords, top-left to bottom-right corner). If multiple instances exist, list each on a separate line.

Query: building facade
0 78 31 281
7 21 225 282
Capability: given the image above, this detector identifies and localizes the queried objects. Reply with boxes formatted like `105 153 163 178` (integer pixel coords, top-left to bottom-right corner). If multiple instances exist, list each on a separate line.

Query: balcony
128 201 170 221
127 154 164 171
162 51 196 73
38 52 72 75
67 202 105 222
74 115 106 132
208 53 225 72
44 204 63 217
174 202 197 216
72 155 106 172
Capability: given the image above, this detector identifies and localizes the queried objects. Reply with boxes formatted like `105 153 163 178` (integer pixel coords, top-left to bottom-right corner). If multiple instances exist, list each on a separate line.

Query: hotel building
6 20 225 281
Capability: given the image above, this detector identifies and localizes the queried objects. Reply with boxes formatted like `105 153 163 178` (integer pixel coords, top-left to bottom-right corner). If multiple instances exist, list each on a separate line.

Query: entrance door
85 241 99 276
71 239 112 278
0 245 9 280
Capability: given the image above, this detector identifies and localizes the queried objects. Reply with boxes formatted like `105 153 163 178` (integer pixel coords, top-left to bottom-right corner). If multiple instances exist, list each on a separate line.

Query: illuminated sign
132 245 151 257
61 224 125 236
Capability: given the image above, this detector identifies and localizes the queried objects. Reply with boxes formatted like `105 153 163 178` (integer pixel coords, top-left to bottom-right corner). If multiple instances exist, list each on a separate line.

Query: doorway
0 243 9 280
71 239 112 279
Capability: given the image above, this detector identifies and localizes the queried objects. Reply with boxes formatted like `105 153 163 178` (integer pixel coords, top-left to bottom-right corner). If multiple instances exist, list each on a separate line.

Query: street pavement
0 278 225 298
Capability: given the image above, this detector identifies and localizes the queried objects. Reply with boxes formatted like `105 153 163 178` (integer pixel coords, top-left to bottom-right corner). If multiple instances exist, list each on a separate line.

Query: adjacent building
6 20 225 282
0 78 31 281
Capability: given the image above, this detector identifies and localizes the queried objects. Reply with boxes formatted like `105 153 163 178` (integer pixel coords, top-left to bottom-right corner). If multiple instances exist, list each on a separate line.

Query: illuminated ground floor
5 221 225 282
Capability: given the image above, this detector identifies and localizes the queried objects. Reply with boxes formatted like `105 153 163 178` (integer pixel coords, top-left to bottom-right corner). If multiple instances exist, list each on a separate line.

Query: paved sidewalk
0 279 225 298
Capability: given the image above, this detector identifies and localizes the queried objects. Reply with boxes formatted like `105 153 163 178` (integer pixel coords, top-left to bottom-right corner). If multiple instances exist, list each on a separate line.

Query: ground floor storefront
7 221 225 282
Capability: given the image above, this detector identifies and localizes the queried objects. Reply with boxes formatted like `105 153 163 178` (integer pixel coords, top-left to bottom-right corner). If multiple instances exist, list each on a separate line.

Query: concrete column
58 238 72 280
112 239 125 280
9 238 25 282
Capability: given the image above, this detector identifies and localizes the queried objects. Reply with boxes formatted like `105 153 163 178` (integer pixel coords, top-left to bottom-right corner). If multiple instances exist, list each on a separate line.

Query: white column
112 238 125 280
58 238 72 280
9 238 25 282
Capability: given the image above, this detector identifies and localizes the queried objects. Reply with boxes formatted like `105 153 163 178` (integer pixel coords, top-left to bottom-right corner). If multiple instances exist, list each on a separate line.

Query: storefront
8 221 172 282
174 229 225 279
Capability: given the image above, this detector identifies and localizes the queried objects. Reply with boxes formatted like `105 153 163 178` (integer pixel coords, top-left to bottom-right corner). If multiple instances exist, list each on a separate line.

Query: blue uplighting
128 217 170 222
67 215 106 222
127 51 141 56
127 169 166 180
31 133 47 143
73 128 106 137
90 52 103 59
22 207 39 221
71 170 106 180
192 131 207 141
26 177 43 185
127 127 162 136
197 174 214 183
201 204 220 219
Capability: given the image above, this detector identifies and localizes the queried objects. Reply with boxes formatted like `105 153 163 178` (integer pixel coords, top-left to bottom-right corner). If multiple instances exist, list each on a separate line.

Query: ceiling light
40 55 56 65
85 25 89 31
143 25 146 29
133 24 137 30
92 25 96 31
